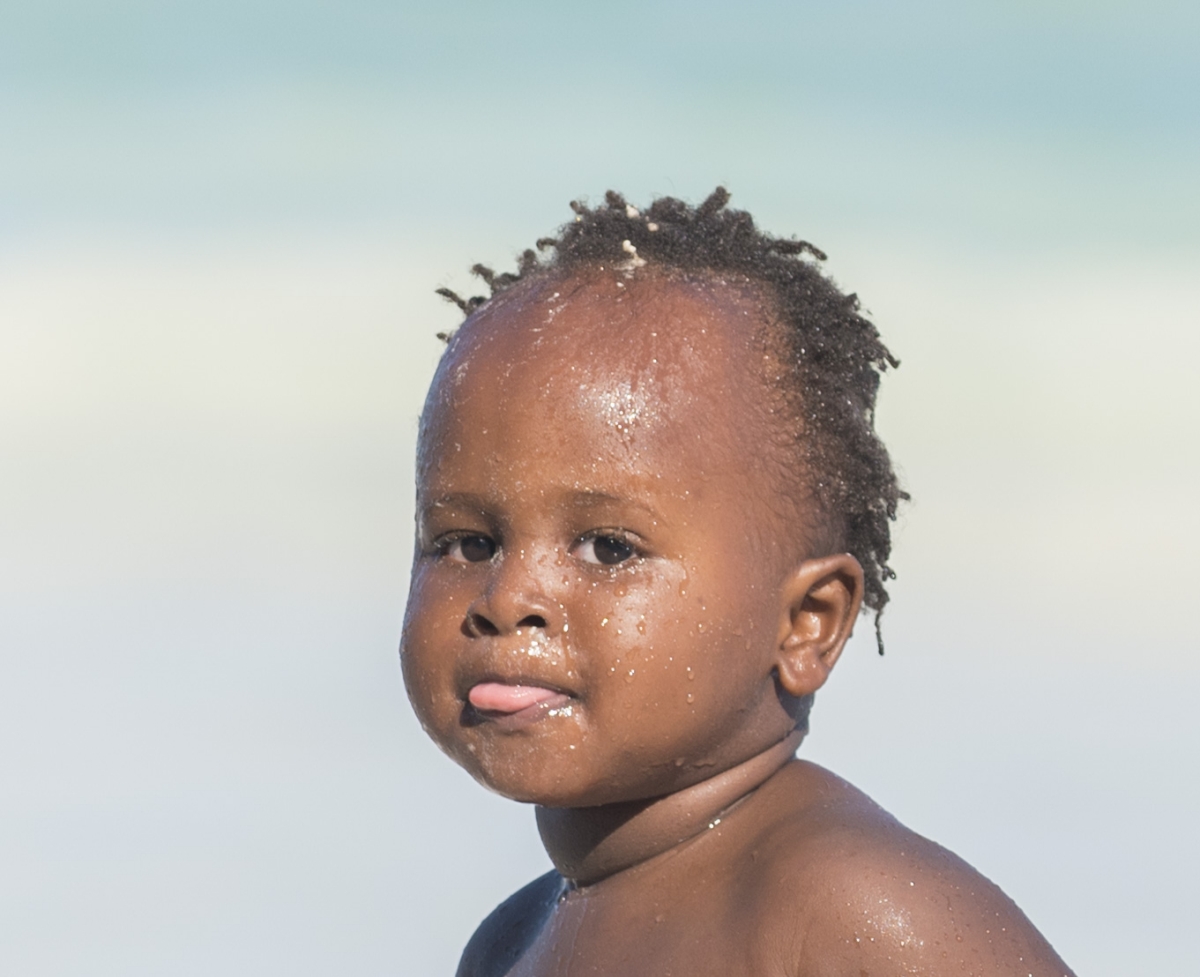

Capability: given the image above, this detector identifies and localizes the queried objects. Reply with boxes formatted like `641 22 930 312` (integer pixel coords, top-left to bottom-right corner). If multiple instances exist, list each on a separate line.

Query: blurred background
1 1 1197 974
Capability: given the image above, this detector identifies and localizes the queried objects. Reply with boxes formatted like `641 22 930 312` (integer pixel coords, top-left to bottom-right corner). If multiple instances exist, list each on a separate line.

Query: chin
467 765 588 807
470 776 557 806
460 758 626 809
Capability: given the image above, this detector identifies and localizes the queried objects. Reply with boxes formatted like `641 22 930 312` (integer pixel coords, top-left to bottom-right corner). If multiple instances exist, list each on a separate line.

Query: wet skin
401 269 1075 976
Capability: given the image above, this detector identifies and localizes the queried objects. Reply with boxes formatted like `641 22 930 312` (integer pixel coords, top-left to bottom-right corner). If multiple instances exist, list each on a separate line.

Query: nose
463 548 561 638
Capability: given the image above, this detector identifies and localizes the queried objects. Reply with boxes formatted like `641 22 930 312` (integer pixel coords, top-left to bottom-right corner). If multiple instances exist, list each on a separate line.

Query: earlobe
773 554 865 698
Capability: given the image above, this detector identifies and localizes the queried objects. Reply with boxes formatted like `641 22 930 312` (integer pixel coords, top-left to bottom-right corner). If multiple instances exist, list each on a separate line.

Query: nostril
517 614 548 629
464 613 500 637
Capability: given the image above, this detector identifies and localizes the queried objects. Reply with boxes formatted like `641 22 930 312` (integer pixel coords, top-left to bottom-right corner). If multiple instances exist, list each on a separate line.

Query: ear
773 554 865 698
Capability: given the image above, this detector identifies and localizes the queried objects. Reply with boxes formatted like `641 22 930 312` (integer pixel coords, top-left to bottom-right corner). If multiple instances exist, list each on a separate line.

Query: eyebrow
423 492 487 510
562 490 667 522
566 490 633 508
420 490 664 520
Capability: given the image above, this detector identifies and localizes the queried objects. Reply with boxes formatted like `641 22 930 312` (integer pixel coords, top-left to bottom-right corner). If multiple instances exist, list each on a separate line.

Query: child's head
401 189 903 808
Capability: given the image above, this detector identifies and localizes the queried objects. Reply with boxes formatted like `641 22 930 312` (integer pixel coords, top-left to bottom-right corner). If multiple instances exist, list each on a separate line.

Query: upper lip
454 635 579 701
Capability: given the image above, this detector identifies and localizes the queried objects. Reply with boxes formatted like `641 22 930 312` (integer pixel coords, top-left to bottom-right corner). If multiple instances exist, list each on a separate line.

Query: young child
401 189 1075 977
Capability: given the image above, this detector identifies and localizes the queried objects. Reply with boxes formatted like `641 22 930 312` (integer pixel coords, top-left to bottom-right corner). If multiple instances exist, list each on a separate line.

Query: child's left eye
574 534 638 566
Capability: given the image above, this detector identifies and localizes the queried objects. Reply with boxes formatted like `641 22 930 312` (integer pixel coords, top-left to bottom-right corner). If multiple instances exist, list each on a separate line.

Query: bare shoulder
740 761 1076 977
455 869 564 977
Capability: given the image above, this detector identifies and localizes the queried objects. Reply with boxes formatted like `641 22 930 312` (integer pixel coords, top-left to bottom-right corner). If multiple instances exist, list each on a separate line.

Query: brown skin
401 268 1075 976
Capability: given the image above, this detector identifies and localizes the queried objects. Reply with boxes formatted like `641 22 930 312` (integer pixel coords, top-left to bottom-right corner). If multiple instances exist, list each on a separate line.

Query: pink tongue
469 683 560 714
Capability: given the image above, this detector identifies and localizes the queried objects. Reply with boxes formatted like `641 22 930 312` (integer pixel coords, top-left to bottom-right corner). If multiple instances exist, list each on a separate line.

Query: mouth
464 681 575 729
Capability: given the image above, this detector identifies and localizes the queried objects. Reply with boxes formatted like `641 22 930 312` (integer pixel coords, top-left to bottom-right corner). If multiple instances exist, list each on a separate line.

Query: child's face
401 270 812 808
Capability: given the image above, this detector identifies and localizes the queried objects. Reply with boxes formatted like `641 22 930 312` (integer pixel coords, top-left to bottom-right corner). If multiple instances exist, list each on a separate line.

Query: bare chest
500 869 790 977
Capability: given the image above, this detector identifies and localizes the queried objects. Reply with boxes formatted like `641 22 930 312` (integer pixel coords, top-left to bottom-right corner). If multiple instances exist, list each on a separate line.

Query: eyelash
430 530 644 567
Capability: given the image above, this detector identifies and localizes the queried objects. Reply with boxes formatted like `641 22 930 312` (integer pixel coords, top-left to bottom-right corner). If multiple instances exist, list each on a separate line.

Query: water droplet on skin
625 669 636 682
636 618 646 634
686 667 695 681
686 693 694 703
600 617 608 627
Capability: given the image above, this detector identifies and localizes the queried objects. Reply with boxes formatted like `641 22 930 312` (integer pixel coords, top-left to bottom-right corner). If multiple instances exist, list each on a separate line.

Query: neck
535 730 803 886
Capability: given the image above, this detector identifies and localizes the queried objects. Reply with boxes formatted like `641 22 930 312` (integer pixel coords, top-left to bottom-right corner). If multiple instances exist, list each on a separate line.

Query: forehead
418 269 782 488
456 268 767 380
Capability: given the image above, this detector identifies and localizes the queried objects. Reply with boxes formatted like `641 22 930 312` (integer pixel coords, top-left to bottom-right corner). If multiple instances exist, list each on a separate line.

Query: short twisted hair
436 188 906 652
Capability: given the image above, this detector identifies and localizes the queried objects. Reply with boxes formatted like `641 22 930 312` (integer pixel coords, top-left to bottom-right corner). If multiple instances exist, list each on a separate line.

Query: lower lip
467 683 573 728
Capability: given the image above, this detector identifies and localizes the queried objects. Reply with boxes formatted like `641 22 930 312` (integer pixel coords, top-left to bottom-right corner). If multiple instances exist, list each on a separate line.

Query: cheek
630 567 778 711
582 580 686 678
399 569 468 720
572 570 767 713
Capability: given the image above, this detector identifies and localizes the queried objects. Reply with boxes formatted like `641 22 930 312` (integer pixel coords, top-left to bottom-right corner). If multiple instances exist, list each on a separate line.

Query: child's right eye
438 534 497 563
